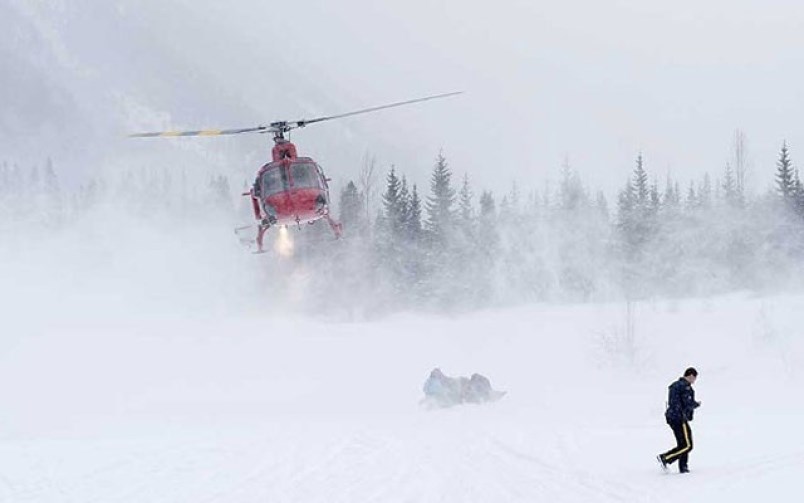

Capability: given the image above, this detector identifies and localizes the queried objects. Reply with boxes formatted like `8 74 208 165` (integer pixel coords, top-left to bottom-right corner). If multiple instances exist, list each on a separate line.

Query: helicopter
130 91 462 253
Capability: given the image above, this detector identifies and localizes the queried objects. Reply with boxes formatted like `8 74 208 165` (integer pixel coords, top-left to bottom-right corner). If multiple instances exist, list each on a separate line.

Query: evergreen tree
41 157 62 224
714 176 722 202
775 141 796 202
421 152 460 307
528 189 542 215
722 162 739 207
732 129 749 202
633 153 649 208
425 152 456 241
407 184 423 240
595 191 609 219
509 181 520 215
697 173 712 209
616 177 635 229
381 167 405 237
479 190 496 222
78 178 100 213
616 155 660 298
685 182 697 210
648 180 661 215
377 167 417 302
458 173 474 224
541 181 551 209
476 189 500 304
43 158 59 196
29 164 41 191
663 174 680 210
559 158 585 212
793 169 804 217
499 195 510 217
338 181 364 230
399 175 411 233
208 175 232 213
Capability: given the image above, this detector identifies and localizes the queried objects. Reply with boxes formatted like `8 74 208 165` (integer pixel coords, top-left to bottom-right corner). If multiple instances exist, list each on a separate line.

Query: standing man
657 367 701 474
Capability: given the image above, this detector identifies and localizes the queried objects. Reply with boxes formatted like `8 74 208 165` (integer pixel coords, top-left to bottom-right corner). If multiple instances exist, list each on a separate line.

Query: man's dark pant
661 420 693 471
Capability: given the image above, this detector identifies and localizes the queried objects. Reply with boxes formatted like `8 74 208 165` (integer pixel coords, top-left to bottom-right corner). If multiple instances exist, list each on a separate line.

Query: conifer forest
3 131 803 315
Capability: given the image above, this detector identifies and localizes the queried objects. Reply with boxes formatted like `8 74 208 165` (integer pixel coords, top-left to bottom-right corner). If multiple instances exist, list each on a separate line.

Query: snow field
1 222 803 502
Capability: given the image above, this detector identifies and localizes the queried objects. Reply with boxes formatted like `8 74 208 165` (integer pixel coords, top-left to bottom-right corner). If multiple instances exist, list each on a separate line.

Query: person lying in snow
422 368 506 408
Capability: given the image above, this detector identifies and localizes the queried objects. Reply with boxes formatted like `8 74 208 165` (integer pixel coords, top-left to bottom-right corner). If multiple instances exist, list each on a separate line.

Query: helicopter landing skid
234 225 255 244
255 223 270 253
234 224 268 253
325 215 343 239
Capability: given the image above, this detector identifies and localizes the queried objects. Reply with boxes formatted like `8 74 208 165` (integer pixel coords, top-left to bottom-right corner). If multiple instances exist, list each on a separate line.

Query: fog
3 157 803 324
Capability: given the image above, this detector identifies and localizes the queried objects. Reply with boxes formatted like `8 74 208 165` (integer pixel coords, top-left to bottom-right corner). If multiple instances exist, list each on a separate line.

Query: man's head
683 367 698 384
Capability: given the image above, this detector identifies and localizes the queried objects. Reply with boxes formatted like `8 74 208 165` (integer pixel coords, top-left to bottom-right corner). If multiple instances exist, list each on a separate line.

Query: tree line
3 132 804 315
324 136 804 313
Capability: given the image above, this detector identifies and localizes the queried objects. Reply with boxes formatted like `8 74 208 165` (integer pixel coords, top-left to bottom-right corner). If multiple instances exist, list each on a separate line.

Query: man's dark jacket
665 377 699 424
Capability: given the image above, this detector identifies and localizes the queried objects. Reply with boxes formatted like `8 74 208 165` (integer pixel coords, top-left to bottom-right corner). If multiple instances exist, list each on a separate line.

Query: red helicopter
130 91 461 253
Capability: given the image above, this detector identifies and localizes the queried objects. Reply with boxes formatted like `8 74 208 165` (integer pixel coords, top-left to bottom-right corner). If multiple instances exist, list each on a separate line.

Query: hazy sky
197 0 804 196
6 0 804 198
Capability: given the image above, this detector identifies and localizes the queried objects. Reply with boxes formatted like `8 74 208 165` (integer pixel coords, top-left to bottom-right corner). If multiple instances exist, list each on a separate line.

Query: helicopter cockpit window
261 166 288 196
290 163 321 190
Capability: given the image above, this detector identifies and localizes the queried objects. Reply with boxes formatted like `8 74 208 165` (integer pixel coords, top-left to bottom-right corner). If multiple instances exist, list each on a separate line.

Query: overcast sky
259 0 804 196
6 0 804 198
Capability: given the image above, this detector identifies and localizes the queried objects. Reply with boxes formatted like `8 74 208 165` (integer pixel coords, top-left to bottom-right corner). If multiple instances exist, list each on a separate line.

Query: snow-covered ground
2 220 803 502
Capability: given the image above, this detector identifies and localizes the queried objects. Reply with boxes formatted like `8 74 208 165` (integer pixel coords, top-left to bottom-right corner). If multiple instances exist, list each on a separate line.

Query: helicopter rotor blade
129 91 462 138
128 125 269 138
293 91 463 128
